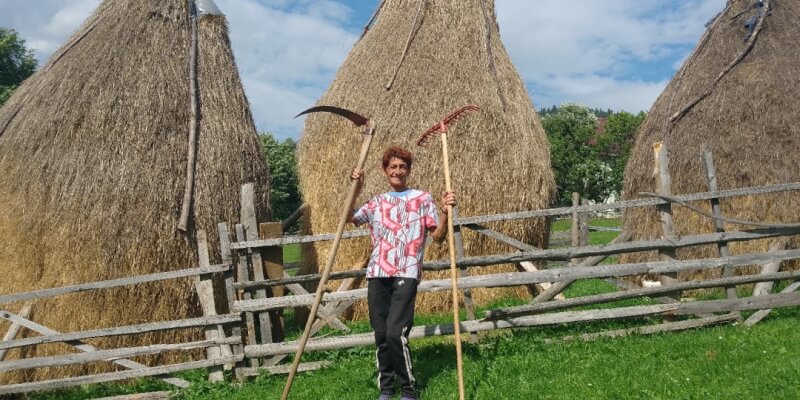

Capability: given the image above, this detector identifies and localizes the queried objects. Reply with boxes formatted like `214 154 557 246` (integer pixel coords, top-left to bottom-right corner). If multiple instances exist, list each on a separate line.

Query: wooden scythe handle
440 131 466 400
281 120 376 400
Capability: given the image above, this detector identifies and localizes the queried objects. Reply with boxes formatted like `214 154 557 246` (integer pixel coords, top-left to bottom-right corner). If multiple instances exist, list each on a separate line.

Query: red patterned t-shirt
352 189 440 280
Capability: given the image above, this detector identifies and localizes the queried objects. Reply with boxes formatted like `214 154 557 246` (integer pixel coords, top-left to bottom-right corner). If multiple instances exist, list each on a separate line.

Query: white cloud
496 0 726 112
1 0 729 138
216 0 357 139
0 0 100 60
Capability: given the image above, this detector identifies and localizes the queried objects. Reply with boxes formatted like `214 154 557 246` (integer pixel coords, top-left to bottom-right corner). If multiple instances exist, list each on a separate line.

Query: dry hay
297 0 555 317
620 0 799 280
0 0 268 382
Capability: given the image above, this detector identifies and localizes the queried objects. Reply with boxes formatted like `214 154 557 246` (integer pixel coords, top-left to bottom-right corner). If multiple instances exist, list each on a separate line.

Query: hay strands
281 106 376 400
417 104 479 400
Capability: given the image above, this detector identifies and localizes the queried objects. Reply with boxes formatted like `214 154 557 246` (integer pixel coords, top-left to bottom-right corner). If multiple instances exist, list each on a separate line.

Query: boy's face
383 157 410 191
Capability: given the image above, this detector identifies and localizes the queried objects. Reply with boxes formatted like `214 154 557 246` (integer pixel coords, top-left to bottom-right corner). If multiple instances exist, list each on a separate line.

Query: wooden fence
1 145 799 396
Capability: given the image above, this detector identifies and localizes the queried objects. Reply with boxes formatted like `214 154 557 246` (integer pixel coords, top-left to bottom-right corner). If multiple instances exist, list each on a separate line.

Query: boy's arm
430 191 457 243
347 168 365 223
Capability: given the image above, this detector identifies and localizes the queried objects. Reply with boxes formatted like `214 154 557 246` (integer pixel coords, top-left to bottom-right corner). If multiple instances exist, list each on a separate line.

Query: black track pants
368 277 418 397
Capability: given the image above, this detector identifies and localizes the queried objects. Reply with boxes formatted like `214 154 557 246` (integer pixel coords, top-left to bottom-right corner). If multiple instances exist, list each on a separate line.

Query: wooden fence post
703 151 739 306
653 142 679 287
452 207 478 344
194 230 225 382
239 183 273 346
570 192 580 265
217 223 244 358
260 222 285 343
235 223 259 370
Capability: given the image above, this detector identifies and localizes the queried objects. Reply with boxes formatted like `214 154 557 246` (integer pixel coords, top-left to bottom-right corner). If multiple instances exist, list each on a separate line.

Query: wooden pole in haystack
282 106 375 400
417 105 480 400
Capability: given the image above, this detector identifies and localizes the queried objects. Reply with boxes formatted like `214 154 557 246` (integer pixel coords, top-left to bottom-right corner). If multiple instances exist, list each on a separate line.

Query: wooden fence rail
2 166 798 396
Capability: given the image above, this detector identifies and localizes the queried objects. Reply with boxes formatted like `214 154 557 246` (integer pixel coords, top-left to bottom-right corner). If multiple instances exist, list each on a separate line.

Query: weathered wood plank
260 222 286 342
195 230 225 382
0 355 242 395
235 249 800 312
0 301 32 361
486 270 800 320
240 183 274 346
246 292 800 357
0 337 241 372
237 360 331 377
532 232 631 303
452 207 478 344
0 265 231 305
0 310 191 388
235 223 259 369
753 241 786 296
704 151 737 303
217 222 243 357
547 314 738 343
744 281 800 327
94 391 171 400
237 226 800 289
654 142 678 292
0 313 239 351
230 182 800 250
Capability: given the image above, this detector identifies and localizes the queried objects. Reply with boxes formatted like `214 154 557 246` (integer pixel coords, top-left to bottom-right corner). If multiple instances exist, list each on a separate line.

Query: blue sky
0 0 726 140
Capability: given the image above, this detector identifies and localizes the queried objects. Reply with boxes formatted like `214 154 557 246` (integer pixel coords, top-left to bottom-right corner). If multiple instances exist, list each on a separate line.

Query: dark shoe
399 396 417 400
378 393 394 400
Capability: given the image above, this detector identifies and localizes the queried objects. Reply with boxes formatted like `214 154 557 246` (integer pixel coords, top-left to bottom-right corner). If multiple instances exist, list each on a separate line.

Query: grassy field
26 218 800 399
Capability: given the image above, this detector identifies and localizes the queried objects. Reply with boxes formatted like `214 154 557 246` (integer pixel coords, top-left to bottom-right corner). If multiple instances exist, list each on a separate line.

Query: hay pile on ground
297 0 555 316
0 0 268 382
620 0 799 277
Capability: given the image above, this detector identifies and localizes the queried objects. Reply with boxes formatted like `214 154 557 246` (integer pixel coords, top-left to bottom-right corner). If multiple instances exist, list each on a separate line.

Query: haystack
620 0 799 276
0 0 268 381
297 0 555 315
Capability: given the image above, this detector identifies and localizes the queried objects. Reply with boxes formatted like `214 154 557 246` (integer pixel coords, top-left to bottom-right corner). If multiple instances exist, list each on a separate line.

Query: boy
349 146 456 400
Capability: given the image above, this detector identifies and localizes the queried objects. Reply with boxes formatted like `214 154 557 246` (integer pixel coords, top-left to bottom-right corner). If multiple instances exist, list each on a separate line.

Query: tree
259 132 302 224
542 103 614 206
594 111 646 197
0 28 37 107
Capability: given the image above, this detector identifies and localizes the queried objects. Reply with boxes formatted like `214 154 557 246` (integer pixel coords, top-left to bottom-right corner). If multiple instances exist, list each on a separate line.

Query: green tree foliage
594 110 647 197
259 132 302 223
0 27 37 107
542 103 645 206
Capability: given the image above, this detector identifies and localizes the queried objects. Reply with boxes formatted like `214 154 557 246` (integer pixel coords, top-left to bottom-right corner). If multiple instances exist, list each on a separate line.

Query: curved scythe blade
294 105 369 127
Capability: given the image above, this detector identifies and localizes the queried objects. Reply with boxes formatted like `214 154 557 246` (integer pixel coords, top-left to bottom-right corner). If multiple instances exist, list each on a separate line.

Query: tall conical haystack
0 0 268 381
621 0 799 276
297 0 555 316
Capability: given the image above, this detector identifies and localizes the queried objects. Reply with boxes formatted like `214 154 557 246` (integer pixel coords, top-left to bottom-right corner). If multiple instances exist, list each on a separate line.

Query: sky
0 0 726 140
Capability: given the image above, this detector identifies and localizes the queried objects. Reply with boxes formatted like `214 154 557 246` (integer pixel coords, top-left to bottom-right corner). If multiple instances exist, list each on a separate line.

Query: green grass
284 243 301 264
26 218 800 399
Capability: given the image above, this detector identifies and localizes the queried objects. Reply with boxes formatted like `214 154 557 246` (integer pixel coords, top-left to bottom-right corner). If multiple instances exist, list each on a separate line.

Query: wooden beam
234 249 800 312
0 337 240 373
236 226 800 289
230 182 800 250
0 355 241 395
532 232 631 302
0 313 238 351
547 314 737 343
260 222 286 342
0 265 231 305
744 281 800 327
195 230 225 382
752 241 786 296
0 301 32 361
240 183 274 346
246 292 800 357
0 310 190 388
218 222 243 357
237 360 331 377
486 270 800 320
703 151 738 304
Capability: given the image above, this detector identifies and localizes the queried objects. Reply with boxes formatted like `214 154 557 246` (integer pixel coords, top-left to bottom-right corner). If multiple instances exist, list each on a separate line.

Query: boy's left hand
441 191 457 212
